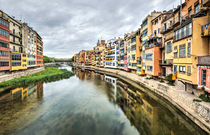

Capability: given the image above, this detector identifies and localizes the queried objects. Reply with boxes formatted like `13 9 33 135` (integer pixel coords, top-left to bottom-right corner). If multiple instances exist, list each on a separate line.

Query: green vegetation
193 99 202 102
198 87 210 102
165 74 175 86
43 56 54 63
0 67 74 88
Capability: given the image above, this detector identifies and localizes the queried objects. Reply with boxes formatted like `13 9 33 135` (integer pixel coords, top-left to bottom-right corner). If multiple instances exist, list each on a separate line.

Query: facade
9 16 27 71
141 11 161 75
94 40 106 67
173 0 210 88
23 23 37 68
118 39 125 70
145 12 166 76
105 38 118 68
36 33 43 67
0 11 10 71
160 11 174 76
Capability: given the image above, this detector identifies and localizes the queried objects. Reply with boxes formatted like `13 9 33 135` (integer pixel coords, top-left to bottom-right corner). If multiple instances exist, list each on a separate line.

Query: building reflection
0 83 44 104
73 70 201 135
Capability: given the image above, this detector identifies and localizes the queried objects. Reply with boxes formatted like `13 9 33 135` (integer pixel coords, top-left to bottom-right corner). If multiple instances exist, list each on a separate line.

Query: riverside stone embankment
76 65 210 134
0 67 45 83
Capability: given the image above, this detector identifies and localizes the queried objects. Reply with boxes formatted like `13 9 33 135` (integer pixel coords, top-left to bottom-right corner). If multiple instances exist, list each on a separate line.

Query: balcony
198 55 210 66
160 24 174 34
202 0 210 7
201 23 210 37
145 37 162 49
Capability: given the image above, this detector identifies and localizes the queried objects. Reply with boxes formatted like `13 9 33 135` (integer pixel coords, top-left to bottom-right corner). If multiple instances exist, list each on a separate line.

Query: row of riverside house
0 10 43 73
74 0 210 92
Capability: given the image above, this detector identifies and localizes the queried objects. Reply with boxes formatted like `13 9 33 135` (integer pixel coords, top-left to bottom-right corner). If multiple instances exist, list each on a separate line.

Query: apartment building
94 40 106 67
141 11 161 75
36 32 43 67
105 38 118 68
118 39 125 70
23 23 37 68
160 11 174 76
9 16 27 71
173 0 210 90
0 11 10 71
124 34 129 72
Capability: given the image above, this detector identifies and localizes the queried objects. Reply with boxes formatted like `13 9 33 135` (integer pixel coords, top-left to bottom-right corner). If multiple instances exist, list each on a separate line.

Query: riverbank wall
75 65 210 134
0 67 45 83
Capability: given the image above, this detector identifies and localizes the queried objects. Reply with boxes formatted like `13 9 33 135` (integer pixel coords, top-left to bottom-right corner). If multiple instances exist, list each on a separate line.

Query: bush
193 99 202 102
165 74 175 85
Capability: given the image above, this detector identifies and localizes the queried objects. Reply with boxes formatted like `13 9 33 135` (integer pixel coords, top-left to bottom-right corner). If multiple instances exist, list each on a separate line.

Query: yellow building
11 52 27 71
93 40 106 67
173 14 209 86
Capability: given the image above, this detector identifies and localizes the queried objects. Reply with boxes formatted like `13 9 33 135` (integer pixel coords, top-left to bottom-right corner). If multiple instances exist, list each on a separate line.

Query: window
194 1 200 14
174 23 192 41
0 51 9 57
174 46 178 58
131 45 136 51
146 53 153 60
0 42 8 48
0 18 9 27
13 46 15 52
187 41 191 57
12 53 21 60
187 66 191 76
137 67 141 72
179 44 186 58
166 41 172 53
0 28 9 37
132 55 135 60
142 19 148 28
179 66 186 74
147 66 153 72
158 28 160 34
0 61 9 67
12 62 21 67
142 29 148 37
174 65 177 74
131 37 136 43
188 6 192 16
202 69 206 86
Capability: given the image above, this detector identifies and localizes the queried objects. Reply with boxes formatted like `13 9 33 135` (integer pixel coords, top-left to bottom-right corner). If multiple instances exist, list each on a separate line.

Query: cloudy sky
1 0 180 58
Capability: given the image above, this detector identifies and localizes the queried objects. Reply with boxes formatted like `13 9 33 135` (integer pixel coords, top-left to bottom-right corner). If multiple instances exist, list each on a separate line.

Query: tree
43 56 54 63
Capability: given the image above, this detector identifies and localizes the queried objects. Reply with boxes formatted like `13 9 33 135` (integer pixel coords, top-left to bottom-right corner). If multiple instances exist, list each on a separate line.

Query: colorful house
173 0 209 88
0 11 10 71
105 38 118 68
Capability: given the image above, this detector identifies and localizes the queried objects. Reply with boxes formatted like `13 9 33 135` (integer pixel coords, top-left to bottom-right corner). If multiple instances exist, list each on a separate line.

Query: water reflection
0 67 207 135
74 69 207 135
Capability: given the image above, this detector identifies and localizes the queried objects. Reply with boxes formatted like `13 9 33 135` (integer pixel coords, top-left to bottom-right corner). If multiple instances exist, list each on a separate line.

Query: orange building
36 32 43 66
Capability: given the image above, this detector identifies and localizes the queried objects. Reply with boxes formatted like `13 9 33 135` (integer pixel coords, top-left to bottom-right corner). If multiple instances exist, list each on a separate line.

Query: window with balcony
142 19 148 28
0 51 9 57
142 29 148 37
0 28 9 37
0 18 9 27
0 61 9 67
12 53 21 60
12 62 21 66
131 37 136 43
179 44 186 58
174 23 192 41
0 42 8 48
188 6 192 16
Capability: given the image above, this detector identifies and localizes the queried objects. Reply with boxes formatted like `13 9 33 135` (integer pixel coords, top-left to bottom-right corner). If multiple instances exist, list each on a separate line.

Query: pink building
197 56 210 92
124 55 129 71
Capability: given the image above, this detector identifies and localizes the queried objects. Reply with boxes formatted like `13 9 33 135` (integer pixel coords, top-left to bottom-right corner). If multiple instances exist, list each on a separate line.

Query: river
0 66 207 135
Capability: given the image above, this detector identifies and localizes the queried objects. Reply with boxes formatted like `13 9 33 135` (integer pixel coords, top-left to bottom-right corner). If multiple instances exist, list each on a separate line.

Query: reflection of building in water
105 75 117 101
10 87 28 101
37 83 43 99
116 80 197 135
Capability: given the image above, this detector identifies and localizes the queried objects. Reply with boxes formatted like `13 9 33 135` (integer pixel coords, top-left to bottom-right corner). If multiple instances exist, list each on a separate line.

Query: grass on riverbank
0 67 74 88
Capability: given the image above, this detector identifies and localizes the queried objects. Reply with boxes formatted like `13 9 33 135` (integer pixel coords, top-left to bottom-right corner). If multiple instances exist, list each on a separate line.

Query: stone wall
0 67 45 83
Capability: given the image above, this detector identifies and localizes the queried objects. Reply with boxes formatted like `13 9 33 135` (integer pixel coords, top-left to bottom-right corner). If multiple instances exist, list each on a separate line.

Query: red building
0 11 10 71
36 32 43 67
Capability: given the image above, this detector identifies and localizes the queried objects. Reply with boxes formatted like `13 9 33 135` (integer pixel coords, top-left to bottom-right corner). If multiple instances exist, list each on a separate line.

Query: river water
0 66 207 135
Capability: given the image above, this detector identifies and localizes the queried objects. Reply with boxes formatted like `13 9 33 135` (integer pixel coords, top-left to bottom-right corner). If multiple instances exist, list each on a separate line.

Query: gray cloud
0 0 180 58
